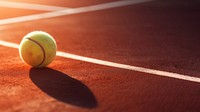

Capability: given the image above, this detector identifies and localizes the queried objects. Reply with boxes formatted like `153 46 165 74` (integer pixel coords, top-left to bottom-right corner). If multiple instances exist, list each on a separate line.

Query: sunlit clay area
0 0 200 112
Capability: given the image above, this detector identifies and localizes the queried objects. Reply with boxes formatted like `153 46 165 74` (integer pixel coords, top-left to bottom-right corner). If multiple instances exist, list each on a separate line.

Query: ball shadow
29 68 97 108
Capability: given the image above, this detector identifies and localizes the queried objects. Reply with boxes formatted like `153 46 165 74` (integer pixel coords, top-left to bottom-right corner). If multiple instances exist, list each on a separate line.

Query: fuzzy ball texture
19 31 57 68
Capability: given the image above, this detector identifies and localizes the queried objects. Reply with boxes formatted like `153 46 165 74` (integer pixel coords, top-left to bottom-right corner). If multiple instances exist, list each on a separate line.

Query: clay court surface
0 0 200 112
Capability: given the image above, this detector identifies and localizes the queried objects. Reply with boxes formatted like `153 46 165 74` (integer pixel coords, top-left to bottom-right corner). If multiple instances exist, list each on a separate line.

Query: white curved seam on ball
25 38 46 67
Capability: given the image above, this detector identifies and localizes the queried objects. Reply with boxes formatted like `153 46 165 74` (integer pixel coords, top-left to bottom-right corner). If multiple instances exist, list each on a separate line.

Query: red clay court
0 0 200 112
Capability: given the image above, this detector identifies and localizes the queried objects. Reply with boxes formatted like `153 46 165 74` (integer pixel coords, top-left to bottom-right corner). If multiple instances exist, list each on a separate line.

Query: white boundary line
0 1 69 11
0 0 153 25
0 40 200 83
0 0 199 83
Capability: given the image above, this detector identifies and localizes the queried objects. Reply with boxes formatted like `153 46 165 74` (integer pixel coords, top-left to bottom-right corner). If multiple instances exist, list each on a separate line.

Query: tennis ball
19 31 57 68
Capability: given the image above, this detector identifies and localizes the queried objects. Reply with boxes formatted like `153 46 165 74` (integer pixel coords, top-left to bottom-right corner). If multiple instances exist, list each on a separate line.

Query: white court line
0 40 200 83
0 0 199 83
0 1 69 11
0 0 153 25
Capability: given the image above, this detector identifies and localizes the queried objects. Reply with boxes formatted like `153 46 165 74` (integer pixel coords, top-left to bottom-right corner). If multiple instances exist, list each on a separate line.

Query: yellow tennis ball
19 31 57 68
